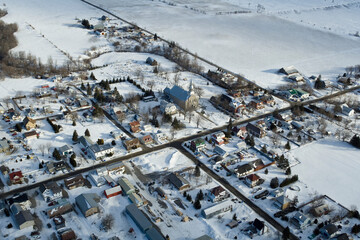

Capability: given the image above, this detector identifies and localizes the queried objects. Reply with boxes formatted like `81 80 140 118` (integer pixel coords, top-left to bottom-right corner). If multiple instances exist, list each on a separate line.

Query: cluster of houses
210 89 276 117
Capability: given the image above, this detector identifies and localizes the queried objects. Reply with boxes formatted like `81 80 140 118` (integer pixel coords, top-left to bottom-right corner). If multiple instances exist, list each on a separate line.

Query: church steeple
188 80 194 95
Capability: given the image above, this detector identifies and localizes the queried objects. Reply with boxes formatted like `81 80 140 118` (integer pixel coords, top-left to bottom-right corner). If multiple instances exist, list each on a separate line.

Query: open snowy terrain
87 0 360 88
291 138 360 210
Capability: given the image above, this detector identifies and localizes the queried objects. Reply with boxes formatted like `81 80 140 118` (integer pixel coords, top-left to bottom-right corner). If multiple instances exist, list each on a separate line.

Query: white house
88 171 106 187
39 182 63 202
208 185 229 203
201 200 233 219
160 101 177 115
88 143 114 160
143 125 152 132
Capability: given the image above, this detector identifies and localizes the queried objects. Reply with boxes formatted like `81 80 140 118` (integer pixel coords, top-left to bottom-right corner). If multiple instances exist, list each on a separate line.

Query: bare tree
39 144 46 156
46 142 52 155
147 80 155 90
101 214 114 232
196 115 202 128
194 86 204 99
317 118 328 135
173 72 180 86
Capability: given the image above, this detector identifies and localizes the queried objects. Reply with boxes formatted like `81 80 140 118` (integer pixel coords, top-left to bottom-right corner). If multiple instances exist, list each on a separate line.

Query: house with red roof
9 171 24 185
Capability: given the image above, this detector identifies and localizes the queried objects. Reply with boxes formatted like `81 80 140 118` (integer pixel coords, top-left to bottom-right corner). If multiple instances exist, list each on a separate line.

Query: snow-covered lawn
292 138 360 209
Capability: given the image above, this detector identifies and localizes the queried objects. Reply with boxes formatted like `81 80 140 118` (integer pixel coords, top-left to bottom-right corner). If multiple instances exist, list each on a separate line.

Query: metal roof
125 203 152 232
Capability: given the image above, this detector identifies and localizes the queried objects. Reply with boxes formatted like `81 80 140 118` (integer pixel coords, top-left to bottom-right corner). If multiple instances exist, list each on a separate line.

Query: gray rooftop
125 203 152 232
75 193 100 216
145 227 165 240
14 210 34 226
89 143 113 153
164 85 191 102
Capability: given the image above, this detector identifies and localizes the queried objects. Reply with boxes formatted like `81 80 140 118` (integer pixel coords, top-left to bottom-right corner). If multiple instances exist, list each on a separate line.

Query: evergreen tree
86 83 92 95
196 190 204 201
250 135 255 147
97 138 104 145
70 153 77 167
285 141 291 150
194 165 201 177
226 118 233 138
261 145 267 153
85 129 90 137
350 134 360 149
264 168 269 175
233 213 237 221
72 130 78 142
53 149 61 160
90 72 97 80
285 167 292 175
81 82 86 90
186 194 192 202
282 227 290 240
270 177 279 189
193 199 202 209
72 120 76 126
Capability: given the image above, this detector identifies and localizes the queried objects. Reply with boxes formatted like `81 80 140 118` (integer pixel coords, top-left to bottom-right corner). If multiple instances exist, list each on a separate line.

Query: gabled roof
292 212 309 224
252 218 265 231
246 174 260 182
59 145 72 154
75 193 100 215
167 173 189 189
39 182 62 194
7 193 29 205
321 223 338 235
89 143 113 154
275 195 291 205
210 185 226 197
14 210 34 226
164 85 191 102
125 203 152 232
9 171 23 180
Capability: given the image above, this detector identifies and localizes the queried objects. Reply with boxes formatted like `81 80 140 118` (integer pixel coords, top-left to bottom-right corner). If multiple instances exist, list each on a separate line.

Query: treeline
0 9 83 79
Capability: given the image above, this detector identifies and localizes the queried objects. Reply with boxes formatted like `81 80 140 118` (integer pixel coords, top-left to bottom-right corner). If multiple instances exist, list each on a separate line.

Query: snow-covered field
1 0 110 64
87 0 360 88
292 138 360 209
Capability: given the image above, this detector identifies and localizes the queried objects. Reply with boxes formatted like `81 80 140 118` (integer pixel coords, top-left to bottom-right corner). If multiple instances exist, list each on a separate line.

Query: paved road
174 141 299 240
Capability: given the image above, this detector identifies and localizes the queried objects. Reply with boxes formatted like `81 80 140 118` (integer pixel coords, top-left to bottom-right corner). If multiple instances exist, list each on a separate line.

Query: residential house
125 203 152 232
246 123 266 138
58 145 73 157
23 130 38 140
279 66 299 75
273 195 291 210
58 228 77 240
341 104 355 116
190 138 206 152
14 210 35 229
261 95 275 106
244 174 261 188
160 101 177 115
247 100 264 110
46 199 73 218
115 110 126 122
290 212 311 229
208 185 230 203
270 188 284 198
232 126 247 139
47 161 68 174
167 172 190 191
213 146 229 158
77 98 89 108
201 200 233 219
6 193 31 210
0 139 10 153
39 182 63 202
143 124 152 132
123 138 141 151
75 193 100 217
107 162 125 175
87 171 106 187
9 171 24 184
141 135 154 145
164 81 199 110
245 218 268 237
64 174 85 190
88 143 114 160
104 186 122 198
53 215 66 230
235 159 264 178
129 121 141 133
79 136 94 149
288 88 309 101
118 177 136 195
320 224 338 239
309 204 330 217
155 133 167 143
211 132 226 145
23 117 36 130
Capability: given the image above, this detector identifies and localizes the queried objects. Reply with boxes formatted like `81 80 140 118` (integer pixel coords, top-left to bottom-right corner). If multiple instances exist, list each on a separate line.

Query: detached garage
104 186 122 199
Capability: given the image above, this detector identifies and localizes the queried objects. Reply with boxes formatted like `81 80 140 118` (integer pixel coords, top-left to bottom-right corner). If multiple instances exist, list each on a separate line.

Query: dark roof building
167 172 190 191
125 203 152 232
